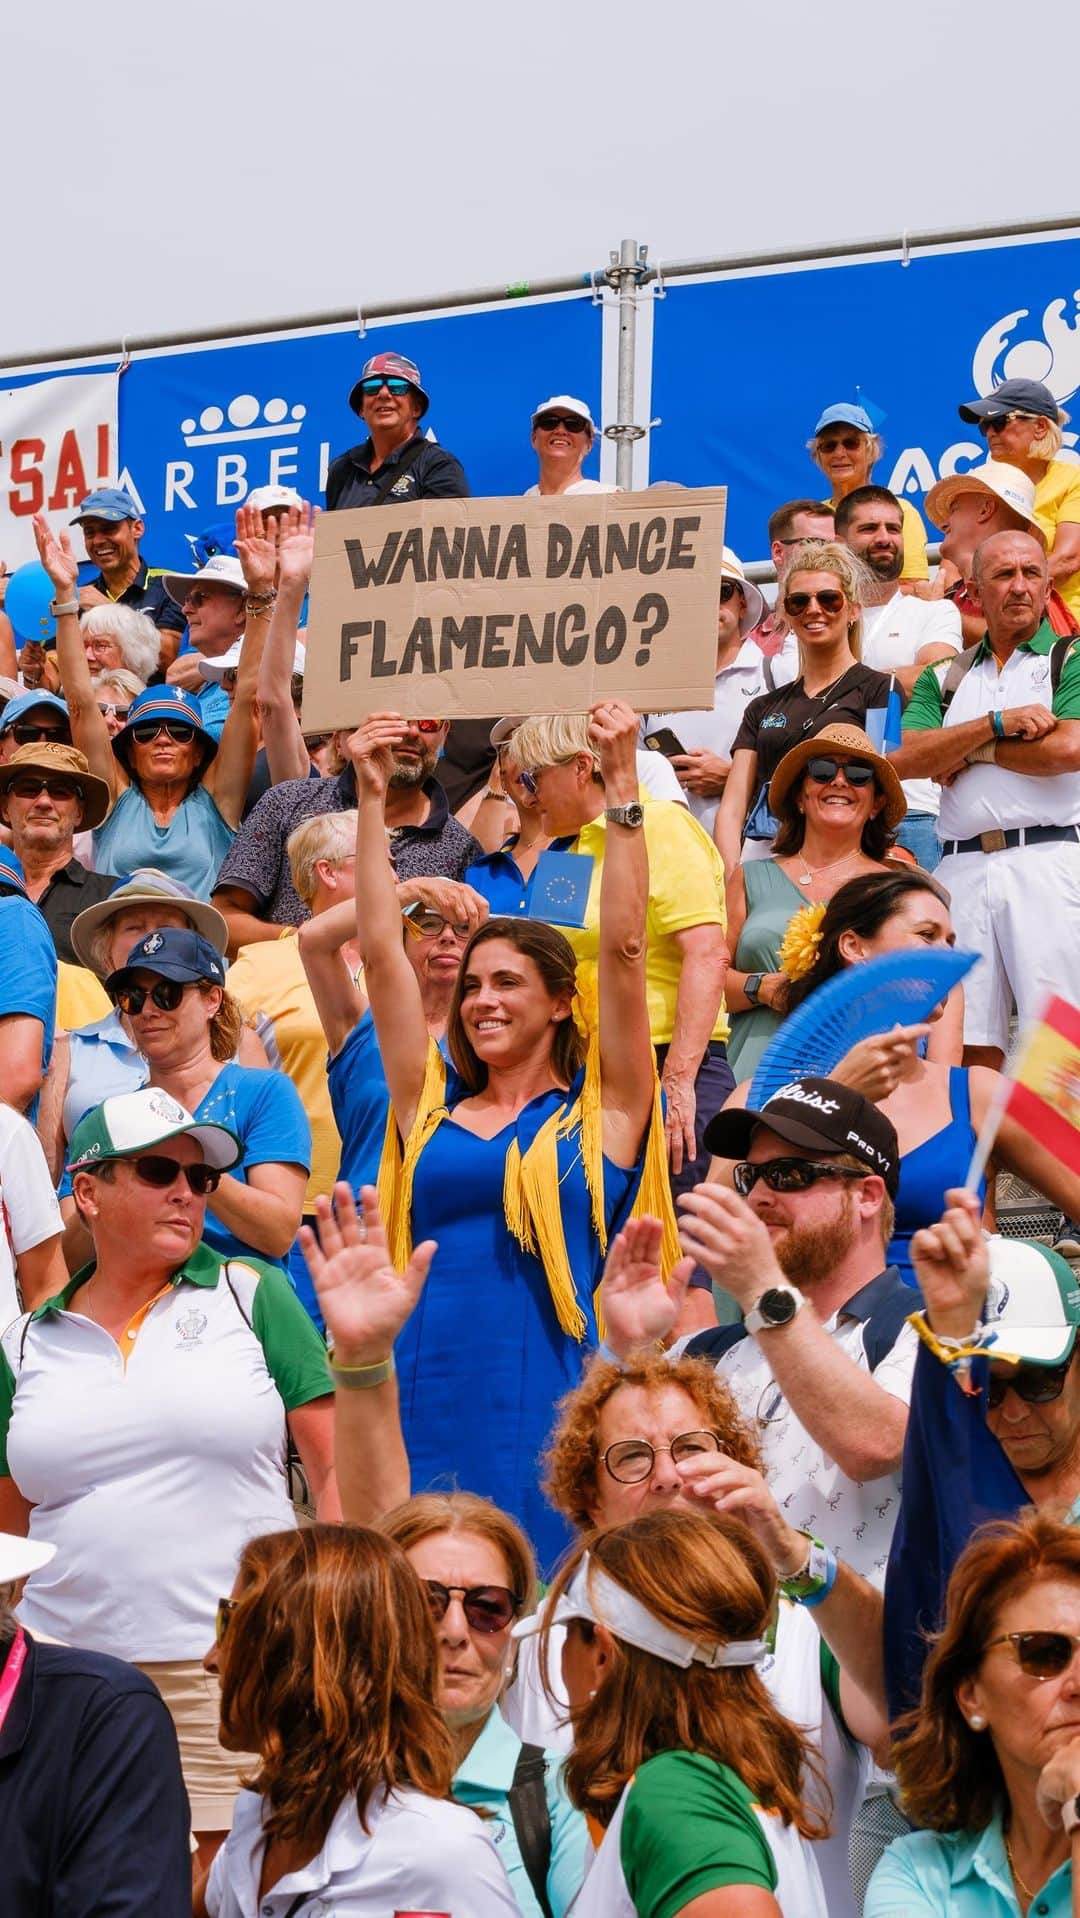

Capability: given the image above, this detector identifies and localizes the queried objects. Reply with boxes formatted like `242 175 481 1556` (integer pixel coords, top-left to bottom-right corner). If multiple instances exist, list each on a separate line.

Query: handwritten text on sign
302 486 727 726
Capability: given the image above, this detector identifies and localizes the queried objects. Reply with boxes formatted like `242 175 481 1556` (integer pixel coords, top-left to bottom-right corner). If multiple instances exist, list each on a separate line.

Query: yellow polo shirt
1034 460 1080 618
557 801 729 1046
226 934 342 1210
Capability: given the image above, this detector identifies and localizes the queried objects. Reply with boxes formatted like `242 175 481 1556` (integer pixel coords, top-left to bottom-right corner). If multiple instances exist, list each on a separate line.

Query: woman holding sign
347 701 672 1571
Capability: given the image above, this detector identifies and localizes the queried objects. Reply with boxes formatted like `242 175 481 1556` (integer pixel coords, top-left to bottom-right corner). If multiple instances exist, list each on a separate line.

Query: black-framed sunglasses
719 579 744 604
358 375 412 396
985 1630 1080 1679
732 1157 867 1197
987 1357 1072 1410
111 978 187 1015
86 1153 220 1195
216 1597 237 1644
129 719 197 746
423 1580 523 1634
534 412 588 433
978 411 1038 436
603 1429 721 1484
8 775 84 803
10 723 70 746
805 756 877 788
783 588 847 616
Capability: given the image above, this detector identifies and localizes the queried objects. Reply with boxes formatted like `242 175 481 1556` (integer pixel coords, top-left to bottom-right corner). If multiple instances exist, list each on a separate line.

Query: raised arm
347 716 432 1138
592 700 657 1167
256 501 316 784
297 898 368 1060
32 514 121 796
205 511 273 826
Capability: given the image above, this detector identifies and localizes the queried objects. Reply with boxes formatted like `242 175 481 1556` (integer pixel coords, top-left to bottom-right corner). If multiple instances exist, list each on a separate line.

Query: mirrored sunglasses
732 1157 867 1197
423 1580 522 1633
359 376 412 396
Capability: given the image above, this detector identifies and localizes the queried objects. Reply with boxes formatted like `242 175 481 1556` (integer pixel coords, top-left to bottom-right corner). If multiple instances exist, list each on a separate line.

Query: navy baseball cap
0 847 28 897
107 927 227 995
814 403 875 436
111 686 218 769
71 486 142 524
0 691 70 737
958 378 1063 426
349 350 430 419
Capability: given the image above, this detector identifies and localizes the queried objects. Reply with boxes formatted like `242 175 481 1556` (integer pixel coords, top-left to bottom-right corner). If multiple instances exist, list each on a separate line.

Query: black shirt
33 858 117 965
0 1631 192 1917
325 431 470 511
88 558 186 636
732 663 898 790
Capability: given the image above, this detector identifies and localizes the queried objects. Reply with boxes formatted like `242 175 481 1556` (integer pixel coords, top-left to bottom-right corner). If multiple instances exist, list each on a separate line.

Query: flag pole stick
962 998 1047 1193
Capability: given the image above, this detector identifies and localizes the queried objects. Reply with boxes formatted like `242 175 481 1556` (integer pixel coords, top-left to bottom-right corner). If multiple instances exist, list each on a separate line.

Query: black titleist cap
703 1076 900 1196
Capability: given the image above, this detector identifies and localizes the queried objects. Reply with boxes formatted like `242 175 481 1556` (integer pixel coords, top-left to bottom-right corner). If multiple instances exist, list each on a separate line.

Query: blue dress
888 1068 985 1285
400 1079 641 1571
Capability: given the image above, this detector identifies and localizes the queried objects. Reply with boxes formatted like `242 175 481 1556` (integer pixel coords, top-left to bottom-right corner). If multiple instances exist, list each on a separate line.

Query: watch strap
745 1286 806 1336
49 596 80 617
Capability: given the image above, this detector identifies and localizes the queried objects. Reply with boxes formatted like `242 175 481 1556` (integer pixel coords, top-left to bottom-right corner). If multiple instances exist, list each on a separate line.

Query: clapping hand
676 1183 784 1310
346 712 407 800
32 513 79 597
299 1183 435 1365
600 1215 694 1359
234 502 278 595
276 501 318 592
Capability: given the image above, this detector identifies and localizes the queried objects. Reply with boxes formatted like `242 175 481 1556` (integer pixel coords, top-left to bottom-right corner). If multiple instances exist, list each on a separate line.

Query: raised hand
234 501 278 595
589 697 640 801
32 513 79 597
346 712 407 800
831 1024 931 1103
909 1188 988 1340
600 1215 693 1359
677 1452 809 1575
276 501 318 591
676 1183 784 1309
396 876 489 937
299 1183 435 1365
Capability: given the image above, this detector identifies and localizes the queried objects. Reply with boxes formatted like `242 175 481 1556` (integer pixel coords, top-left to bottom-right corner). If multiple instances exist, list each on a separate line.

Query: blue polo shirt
865 1814 1072 1914
465 837 535 916
453 1706 587 1918
0 1631 192 1917
0 895 57 1118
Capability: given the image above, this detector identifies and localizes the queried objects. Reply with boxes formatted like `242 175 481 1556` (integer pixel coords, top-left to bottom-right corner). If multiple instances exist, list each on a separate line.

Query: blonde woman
957 376 1080 617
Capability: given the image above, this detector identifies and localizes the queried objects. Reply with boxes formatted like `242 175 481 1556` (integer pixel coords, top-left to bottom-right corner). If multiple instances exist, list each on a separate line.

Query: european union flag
529 852 594 928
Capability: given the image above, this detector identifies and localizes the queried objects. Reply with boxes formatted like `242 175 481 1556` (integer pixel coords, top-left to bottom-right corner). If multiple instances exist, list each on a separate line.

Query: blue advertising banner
649 235 1080 558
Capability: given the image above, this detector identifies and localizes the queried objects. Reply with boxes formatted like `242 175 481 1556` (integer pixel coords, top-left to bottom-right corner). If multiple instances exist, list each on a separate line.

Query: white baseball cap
924 460 1041 534
162 553 247 606
245 485 305 513
0 1531 56 1585
531 394 596 430
200 636 306 684
981 1236 1080 1366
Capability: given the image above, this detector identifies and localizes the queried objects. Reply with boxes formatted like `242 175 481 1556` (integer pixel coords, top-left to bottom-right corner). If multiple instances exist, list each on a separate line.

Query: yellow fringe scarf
377 995 680 1343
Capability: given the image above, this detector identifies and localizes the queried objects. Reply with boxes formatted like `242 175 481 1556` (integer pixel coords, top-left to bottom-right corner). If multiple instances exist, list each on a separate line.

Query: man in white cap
526 396 616 496
640 549 796 835
159 551 249 735
925 459 1080 644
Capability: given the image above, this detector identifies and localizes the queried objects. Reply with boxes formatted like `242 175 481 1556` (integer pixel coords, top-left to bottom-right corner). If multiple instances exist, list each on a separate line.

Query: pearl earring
968 1713 987 1731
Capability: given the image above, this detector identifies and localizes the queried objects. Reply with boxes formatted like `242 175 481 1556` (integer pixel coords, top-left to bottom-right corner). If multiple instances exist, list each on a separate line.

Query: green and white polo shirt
902 619 1080 839
572 1749 828 1917
0 1242 332 1662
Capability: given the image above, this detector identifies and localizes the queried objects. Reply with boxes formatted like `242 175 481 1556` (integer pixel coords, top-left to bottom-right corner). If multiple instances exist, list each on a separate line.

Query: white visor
512 1554 766 1670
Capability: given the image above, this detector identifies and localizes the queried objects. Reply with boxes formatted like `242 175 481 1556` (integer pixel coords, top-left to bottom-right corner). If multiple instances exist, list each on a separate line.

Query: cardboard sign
301 485 727 728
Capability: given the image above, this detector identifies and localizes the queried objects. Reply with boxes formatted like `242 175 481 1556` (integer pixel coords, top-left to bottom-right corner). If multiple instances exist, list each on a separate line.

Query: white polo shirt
903 621 1080 839
645 634 798 834
0 1243 332 1661
860 591 961 818
207 1785 520 1917
0 1107 63 1326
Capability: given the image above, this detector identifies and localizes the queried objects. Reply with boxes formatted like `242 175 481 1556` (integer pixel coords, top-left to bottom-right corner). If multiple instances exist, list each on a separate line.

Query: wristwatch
1062 1793 1080 1837
744 1285 807 1336
779 1533 832 1603
744 971 765 1007
604 802 645 829
49 596 80 617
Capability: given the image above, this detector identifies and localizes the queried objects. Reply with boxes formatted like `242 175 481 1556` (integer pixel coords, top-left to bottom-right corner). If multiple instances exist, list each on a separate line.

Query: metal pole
602 238 654 490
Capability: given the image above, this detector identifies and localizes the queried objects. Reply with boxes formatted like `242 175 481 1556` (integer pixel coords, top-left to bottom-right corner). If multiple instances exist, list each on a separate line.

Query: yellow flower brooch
778 901 826 981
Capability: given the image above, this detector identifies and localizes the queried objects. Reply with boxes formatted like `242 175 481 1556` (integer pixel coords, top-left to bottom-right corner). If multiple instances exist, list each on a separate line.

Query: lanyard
0 1628 27 1736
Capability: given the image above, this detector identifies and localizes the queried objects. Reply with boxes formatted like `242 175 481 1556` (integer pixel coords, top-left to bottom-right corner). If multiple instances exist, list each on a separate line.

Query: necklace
1004 1830 1036 1901
793 848 862 889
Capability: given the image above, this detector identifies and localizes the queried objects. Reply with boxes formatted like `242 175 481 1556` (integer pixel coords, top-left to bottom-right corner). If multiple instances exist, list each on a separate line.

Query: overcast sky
6 0 1079 361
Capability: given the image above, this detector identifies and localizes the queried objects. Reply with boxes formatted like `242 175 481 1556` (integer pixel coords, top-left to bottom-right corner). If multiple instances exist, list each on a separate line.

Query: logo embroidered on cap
141 932 164 955
147 1091 186 1124
769 1081 841 1115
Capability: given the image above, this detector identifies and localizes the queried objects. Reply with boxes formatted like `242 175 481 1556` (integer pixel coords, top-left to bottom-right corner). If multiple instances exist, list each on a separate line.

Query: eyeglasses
985 1631 1080 1679
111 978 188 1015
979 411 1039 436
534 412 589 434
216 1597 237 1644
732 1157 867 1197
987 1358 1072 1410
783 589 847 617
10 724 70 746
402 907 470 940
805 756 876 788
719 579 744 604
8 775 83 802
129 720 197 746
358 375 412 396
603 1429 721 1484
96 703 130 723
87 1153 221 1195
817 434 865 452
423 1580 523 1634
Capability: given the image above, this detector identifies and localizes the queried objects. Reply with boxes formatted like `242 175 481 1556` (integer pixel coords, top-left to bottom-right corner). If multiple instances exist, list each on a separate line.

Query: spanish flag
1001 994 1080 1176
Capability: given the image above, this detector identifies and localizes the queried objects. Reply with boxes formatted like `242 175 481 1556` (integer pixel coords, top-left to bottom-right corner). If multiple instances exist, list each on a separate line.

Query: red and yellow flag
1003 995 1080 1176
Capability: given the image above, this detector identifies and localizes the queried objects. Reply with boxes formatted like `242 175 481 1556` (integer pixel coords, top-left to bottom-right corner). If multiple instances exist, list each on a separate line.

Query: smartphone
643 727 685 758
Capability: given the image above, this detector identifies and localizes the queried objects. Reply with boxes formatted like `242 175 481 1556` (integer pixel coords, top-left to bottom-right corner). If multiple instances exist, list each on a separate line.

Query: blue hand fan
748 947 980 1105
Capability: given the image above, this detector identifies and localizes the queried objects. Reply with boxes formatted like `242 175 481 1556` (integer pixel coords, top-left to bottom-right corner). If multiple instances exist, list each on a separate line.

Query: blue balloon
5 562 56 645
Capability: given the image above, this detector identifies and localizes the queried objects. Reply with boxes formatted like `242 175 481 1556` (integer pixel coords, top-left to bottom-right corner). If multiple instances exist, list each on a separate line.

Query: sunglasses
423 1580 523 1634
221 670 239 691
818 434 865 452
402 907 470 940
719 579 744 604
732 1157 867 1197
776 534 832 547
8 775 83 802
111 978 188 1015
783 589 847 617
216 1597 237 1644
805 756 877 788
87 1153 221 1195
10 723 70 746
182 589 231 609
603 1429 721 1484
303 732 332 753
979 411 1039 436
97 703 130 723
129 720 197 746
358 376 412 396
986 1630 1080 1679
987 1358 1072 1410
534 412 589 434
409 718 445 735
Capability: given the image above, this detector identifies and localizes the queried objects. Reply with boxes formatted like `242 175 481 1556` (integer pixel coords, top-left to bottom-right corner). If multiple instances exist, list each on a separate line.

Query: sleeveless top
726 860 806 1082
92 783 234 900
889 1067 984 1285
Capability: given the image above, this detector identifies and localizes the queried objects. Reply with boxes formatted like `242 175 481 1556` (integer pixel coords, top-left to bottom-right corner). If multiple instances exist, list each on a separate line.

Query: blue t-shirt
465 839 535 916
0 896 57 1120
195 682 230 741
193 1062 311 1266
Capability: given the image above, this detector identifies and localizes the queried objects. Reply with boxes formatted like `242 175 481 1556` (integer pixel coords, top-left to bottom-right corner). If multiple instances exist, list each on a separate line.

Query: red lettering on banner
47 430 89 511
96 422 110 482
9 440 45 515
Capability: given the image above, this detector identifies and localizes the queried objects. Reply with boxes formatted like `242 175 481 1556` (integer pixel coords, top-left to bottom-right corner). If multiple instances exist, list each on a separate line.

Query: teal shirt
866 1812 1072 1915
453 1706 587 1918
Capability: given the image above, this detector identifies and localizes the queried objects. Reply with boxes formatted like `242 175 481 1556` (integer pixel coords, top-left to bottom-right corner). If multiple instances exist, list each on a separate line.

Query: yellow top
57 962 111 1030
555 801 729 1047
1034 460 1080 617
226 933 342 1211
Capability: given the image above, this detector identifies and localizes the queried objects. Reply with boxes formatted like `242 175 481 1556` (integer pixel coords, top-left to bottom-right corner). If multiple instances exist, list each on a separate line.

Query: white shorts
938 840 1080 1052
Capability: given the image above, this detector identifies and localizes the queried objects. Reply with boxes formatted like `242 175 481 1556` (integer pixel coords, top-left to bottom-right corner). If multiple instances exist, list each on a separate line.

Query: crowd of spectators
0 351 1079 1914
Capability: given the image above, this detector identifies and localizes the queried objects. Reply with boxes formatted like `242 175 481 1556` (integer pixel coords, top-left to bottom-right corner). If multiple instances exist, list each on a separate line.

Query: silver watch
744 1285 807 1336
604 802 645 829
